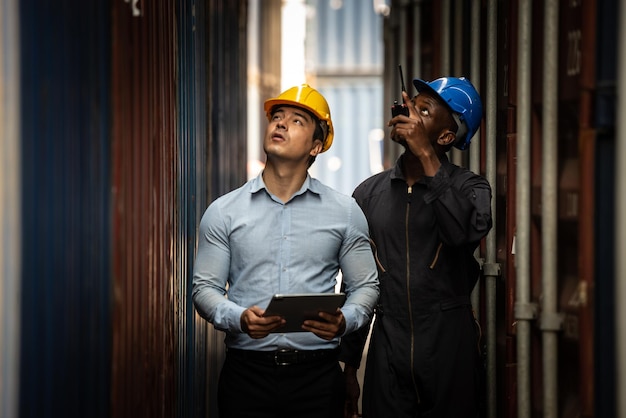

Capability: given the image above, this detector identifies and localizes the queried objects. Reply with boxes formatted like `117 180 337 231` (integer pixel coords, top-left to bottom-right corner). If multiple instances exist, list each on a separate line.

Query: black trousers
218 349 345 418
362 305 481 418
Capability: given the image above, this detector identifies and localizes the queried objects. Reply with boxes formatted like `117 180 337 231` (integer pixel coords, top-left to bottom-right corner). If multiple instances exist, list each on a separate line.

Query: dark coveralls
340 156 492 418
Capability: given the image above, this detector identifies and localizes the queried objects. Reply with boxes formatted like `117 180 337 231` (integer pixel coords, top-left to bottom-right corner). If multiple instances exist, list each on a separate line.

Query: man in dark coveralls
340 76 492 418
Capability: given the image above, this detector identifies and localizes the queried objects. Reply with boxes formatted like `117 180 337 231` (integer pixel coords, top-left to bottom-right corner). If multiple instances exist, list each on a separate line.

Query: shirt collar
250 171 320 198
390 153 451 182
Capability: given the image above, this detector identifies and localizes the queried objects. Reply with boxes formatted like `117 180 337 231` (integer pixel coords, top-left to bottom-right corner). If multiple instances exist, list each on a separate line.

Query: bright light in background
329 0 343 10
248 0 383 185
247 0 262 180
247 0 308 180
281 0 307 90
326 156 342 172
368 128 385 174
247 159 265 178
373 0 390 16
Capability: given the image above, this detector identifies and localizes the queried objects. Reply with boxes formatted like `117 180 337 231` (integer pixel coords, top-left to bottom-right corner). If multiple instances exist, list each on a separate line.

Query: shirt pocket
428 242 444 270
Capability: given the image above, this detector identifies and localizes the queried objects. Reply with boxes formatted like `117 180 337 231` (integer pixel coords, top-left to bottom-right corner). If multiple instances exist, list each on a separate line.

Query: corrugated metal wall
11 0 248 417
110 1 247 417
305 0 384 196
204 1 248 416
18 1 112 417
0 0 21 417
497 1 593 415
593 0 618 415
383 0 619 416
179 1 248 417
177 2 209 416
110 1 178 416
206 1 248 198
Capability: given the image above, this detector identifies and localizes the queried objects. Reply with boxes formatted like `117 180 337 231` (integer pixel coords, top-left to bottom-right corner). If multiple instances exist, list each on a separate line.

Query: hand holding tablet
263 293 346 333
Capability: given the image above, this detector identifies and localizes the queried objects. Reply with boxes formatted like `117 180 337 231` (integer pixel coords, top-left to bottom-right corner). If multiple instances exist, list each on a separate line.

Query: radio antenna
398 65 407 92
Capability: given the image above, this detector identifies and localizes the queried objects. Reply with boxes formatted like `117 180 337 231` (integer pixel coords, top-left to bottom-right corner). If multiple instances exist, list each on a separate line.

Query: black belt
227 347 339 366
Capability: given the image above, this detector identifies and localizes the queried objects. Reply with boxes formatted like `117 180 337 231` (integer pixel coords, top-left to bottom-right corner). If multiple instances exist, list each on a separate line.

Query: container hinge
539 311 564 331
514 302 538 320
482 262 502 278
124 0 141 17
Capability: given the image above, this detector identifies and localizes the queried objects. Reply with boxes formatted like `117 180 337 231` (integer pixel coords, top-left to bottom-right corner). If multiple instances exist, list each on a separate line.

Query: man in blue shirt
192 84 379 418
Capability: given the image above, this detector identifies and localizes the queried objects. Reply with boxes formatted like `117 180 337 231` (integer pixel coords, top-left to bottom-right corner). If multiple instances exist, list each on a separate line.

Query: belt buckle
274 349 298 366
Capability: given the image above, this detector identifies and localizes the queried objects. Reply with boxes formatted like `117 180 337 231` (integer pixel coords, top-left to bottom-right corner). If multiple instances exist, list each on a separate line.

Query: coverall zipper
405 185 421 404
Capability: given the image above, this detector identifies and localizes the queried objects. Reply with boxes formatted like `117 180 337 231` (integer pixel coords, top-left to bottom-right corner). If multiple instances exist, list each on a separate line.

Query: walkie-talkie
391 65 409 117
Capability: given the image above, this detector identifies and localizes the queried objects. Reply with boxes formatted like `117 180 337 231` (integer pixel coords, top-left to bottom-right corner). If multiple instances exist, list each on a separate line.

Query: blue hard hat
412 77 483 150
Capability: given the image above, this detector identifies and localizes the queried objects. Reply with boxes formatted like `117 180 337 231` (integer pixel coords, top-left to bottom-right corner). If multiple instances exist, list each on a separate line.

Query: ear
310 139 323 156
437 130 456 147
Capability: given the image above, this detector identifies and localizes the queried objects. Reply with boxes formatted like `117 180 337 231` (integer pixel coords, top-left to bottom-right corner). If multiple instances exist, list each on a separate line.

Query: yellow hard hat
264 84 334 152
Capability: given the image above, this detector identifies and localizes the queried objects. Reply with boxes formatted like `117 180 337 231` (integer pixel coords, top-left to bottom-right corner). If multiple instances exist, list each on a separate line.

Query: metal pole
0 0 22 416
515 0 533 417
469 0 481 176
615 0 626 415
469 0 482 317
440 0 450 75
439 0 461 165
541 1 560 417
484 1 500 417
412 1 422 80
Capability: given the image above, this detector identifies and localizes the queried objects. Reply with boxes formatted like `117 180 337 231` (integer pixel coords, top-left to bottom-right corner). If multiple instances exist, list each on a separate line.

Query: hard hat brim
412 79 453 112
264 99 324 123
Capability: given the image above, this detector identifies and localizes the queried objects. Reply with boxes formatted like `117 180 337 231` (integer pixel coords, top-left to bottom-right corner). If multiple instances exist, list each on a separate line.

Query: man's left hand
301 308 346 340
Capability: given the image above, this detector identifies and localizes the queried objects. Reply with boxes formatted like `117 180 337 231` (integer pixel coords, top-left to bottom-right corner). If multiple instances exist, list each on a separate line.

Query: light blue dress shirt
192 172 379 351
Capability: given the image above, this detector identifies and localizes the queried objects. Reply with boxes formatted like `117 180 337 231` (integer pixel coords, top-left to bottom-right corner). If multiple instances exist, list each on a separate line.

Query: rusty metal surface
111 1 178 416
12 1 251 417
110 1 247 417
383 0 604 416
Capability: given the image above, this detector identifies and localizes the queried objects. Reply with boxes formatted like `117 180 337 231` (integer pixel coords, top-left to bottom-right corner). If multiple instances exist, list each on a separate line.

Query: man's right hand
240 306 285 339
343 364 361 418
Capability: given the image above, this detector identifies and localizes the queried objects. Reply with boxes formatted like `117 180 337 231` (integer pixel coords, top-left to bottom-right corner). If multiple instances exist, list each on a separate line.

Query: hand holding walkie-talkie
391 65 409 117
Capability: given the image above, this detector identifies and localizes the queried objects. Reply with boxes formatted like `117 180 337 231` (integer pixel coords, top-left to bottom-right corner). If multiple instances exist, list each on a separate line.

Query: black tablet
263 293 346 333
